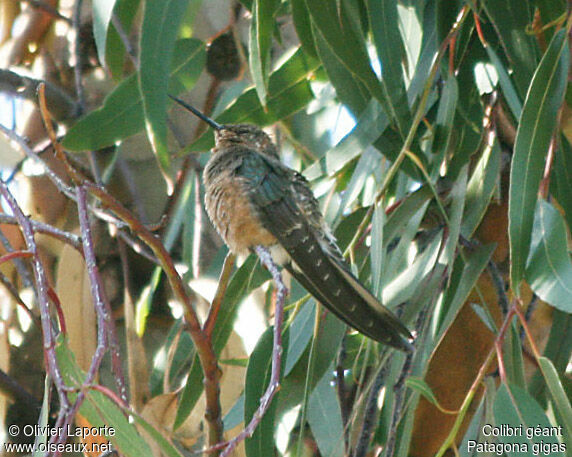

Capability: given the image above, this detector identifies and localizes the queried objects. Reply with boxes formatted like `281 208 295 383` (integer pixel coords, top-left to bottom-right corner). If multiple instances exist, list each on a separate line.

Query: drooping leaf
367 0 411 133
481 0 539 97
249 0 280 105
494 383 565 457
508 29 568 291
105 0 141 78
174 256 270 429
139 0 190 175
461 137 501 237
63 39 205 151
185 48 320 152
525 199 572 313
307 368 345 457
291 0 317 57
92 0 117 65
55 337 153 457
537 356 572 440
244 327 288 457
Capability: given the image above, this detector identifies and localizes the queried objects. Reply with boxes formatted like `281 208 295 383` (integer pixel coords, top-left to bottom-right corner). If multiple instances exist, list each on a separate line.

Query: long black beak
168 95 223 131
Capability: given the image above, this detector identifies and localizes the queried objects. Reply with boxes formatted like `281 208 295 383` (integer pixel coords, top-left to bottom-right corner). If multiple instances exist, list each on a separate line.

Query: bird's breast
204 158 278 256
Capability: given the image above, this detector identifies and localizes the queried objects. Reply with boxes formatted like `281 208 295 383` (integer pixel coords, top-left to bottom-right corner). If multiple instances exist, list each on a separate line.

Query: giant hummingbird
171 95 413 352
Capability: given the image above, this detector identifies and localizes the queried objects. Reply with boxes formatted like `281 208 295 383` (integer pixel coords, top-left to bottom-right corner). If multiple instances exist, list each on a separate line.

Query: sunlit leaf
92 0 117 65
249 0 280 105
139 0 190 174
63 39 205 151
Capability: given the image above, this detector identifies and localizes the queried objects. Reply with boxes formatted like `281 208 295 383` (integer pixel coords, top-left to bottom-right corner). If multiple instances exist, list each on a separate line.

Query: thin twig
110 13 138 65
215 246 288 457
72 0 85 113
0 368 41 411
23 0 72 23
0 224 34 289
434 303 518 457
204 253 236 338
0 214 82 250
0 179 71 456
0 69 78 120
354 355 390 457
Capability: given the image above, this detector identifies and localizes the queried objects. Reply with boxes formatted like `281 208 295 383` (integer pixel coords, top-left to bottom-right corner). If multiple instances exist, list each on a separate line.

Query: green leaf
461 138 501 237
333 147 381 226
175 256 270 429
437 243 495 338
383 235 441 309
485 45 523 119
312 25 369 115
32 377 50 457
63 39 205 151
105 0 141 78
55 337 153 457
139 0 190 175
439 165 467 266
508 29 568 291
430 75 458 179
405 377 455 414
131 414 186 457
280 310 346 413
284 300 316 375
244 327 288 457
553 137 572 230
304 0 395 123
537 356 572 441
383 185 432 245
367 0 411 133
525 199 572 313
370 202 385 297
291 0 317 58
303 99 389 181
92 0 117 65
185 48 319 152
249 0 280 105
307 368 345 457
481 0 539 97
493 383 565 457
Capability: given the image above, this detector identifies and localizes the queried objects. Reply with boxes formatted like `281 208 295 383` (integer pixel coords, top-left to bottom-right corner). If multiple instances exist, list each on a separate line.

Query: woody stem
219 245 287 457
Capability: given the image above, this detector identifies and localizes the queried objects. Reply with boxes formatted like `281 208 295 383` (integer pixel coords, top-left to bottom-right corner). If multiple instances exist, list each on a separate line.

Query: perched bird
170 96 413 351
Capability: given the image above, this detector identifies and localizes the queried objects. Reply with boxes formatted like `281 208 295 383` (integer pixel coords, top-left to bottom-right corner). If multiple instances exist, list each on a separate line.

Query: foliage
0 1 570 457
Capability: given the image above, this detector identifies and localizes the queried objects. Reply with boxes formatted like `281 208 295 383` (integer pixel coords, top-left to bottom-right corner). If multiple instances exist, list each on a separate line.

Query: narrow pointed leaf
307 368 345 457
508 30 568 291
63 39 205 151
139 0 189 174
92 0 117 65
249 0 280 105
367 0 411 131
244 327 288 457
538 357 572 440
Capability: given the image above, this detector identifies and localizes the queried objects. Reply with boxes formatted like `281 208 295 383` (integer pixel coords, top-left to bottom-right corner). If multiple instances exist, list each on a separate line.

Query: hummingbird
170 95 413 351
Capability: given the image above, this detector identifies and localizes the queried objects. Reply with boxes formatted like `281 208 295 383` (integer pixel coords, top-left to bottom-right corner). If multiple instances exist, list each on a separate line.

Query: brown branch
0 69 78 120
204 253 236 338
0 179 71 455
84 182 223 448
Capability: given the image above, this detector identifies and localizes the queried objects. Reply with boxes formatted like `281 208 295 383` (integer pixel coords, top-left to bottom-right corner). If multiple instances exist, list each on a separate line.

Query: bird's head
169 95 279 159
214 124 279 159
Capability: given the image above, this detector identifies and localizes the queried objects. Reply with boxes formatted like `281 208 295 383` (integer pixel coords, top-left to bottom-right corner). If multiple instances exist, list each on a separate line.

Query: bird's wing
237 152 413 351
